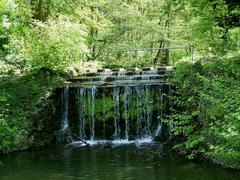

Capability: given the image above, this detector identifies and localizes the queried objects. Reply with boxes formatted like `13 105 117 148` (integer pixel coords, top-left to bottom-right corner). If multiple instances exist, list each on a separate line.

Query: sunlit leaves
17 16 87 72
168 59 240 168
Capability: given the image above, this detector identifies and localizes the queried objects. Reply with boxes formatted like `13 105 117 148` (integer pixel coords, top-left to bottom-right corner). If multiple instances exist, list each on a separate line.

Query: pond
0 143 239 180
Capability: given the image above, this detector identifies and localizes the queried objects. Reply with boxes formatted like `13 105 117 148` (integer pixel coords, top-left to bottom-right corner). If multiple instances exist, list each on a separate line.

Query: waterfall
154 86 164 137
102 89 106 137
136 85 143 137
58 68 172 145
61 86 69 130
87 88 91 140
154 123 162 137
124 86 131 140
91 86 97 140
113 86 121 140
79 88 86 139
145 85 152 137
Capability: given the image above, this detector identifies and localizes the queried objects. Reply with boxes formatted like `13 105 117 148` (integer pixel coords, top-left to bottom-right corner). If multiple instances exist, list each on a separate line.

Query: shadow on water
0 144 239 180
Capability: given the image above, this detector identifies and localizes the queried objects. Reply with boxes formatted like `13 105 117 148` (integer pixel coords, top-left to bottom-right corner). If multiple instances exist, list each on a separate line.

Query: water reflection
0 144 239 180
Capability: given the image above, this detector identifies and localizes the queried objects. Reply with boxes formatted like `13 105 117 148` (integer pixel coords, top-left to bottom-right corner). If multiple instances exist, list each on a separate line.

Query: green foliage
0 0 239 171
22 17 86 72
0 90 11 102
1 0 239 71
0 72 63 153
168 55 240 169
4 16 87 72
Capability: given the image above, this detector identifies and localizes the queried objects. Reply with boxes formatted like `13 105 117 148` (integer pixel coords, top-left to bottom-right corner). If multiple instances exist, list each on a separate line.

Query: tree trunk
153 41 169 66
32 0 51 21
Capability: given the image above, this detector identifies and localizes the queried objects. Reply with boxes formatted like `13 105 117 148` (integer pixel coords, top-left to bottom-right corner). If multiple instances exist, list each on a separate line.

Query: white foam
68 137 154 147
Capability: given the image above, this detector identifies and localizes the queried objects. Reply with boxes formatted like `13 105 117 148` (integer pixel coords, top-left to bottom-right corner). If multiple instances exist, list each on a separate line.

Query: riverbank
1 58 240 170
0 70 63 153
0 61 103 153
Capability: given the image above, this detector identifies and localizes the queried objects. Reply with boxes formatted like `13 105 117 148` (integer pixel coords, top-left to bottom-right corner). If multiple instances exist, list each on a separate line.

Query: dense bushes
0 72 63 153
0 0 87 74
4 16 87 73
0 1 239 171
21 17 87 72
167 56 240 169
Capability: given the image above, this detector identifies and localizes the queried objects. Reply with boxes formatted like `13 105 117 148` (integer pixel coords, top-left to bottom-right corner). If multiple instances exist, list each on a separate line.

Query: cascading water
154 87 164 137
144 84 152 137
102 89 106 137
58 68 172 145
78 88 86 139
136 85 143 137
113 87 121 139
91 86 97 140
124 86 131 140
61 87 69 130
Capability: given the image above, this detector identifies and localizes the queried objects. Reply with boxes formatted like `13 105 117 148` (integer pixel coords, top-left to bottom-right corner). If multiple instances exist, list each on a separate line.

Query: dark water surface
0 144 239 180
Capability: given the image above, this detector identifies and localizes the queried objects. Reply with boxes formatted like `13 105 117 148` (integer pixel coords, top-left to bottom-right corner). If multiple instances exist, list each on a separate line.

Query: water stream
61 87 69 130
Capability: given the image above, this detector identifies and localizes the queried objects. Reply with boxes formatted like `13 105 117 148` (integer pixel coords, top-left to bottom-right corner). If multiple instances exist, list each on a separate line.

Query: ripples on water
0 143 239 180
